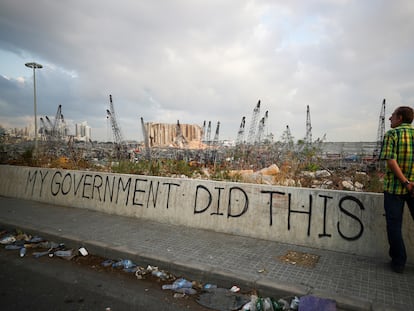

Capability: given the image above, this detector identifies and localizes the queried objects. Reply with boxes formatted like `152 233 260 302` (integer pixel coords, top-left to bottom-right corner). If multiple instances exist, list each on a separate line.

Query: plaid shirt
380 123 414 194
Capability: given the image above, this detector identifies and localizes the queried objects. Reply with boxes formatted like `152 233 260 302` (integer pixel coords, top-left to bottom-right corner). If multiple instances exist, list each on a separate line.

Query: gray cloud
1 0 413 142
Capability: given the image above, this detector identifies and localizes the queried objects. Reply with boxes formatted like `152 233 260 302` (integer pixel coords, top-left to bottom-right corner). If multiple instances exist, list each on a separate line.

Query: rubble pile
229 164 378 192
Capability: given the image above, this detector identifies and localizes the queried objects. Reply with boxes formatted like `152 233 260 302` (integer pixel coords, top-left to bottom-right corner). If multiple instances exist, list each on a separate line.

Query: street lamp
25 62 43 157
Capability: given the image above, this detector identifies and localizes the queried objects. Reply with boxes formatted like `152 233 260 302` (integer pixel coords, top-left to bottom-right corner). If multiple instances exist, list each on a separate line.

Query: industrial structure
39 105 68 142
373 99 386 159
143 122 203 148
106 94 128 157
247 100 261 144
305 105 312 145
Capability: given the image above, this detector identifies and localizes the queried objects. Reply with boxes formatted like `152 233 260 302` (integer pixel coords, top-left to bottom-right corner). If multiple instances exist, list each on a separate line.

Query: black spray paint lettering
25 170 49 197
50 171 132 204
227 186 249 218
288 193 312 236
194 185 249 218
163 182 180 209
91 175 103 201
260 190 286 226
337 196 364 241
318 194 333 238
261 190 364 241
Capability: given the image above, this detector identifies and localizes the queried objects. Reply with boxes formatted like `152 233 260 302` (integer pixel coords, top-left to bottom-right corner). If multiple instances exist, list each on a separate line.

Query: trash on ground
112 259 136 269
204 283 218 290
174 287 197 295
19 247 26 257
0 235 16 245
135 266 150 279
149 266 174 280
5 244 22 250
298 295 336 311
33 250 51 258
162 278 193 290
0 228 337 311
78 247 88 256
230 285 240 293
51 249 76 260
28 236 44 243
101 259 114 267
197 287 250 311
277 250 320 268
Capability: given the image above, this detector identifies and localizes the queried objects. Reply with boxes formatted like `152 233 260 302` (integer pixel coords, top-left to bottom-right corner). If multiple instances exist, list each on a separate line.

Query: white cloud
0 0 413 142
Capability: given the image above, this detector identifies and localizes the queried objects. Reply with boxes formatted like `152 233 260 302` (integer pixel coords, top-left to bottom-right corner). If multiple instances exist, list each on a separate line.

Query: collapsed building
144 122 203 148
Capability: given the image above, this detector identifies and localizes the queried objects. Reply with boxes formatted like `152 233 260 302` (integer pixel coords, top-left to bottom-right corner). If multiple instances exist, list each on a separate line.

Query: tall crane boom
373 99 386 159
213 121 220 144
236 116 246 145
106 94 128 159
247 100 261 144
256 110 268 144
206 121 212 144
140 117 151 160
305 105 312 144
106 94 124 145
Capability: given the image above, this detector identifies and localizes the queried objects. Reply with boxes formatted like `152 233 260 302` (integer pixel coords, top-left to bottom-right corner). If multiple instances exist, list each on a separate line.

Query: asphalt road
0 246 211 311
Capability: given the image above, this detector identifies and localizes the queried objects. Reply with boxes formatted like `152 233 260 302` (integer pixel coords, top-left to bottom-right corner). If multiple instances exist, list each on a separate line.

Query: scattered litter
0 228 337 311
277 250 320 268
33 250 51 258
174 287 197 295
19 247 26 257
230 285 240 293
135 266 150 279
28 236 44 243
123 266 138 273
290 296 300 310
299 295 336 311
5 244 22 250
0 235 16 245
101 259 114 267
162 278 193 291
151 270 169 280
112 259 136 269
78 247 88 256
197 288 250 311
53 249 74 258
204 283 218 290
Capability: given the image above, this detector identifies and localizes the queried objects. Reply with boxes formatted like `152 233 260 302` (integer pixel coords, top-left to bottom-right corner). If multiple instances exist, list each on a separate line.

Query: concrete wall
1 165 413 263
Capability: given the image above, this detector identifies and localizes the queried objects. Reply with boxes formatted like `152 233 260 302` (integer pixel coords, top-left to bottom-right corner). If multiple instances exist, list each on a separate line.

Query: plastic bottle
33 251 50 258
19 247 26 257
174 287 197 295
151 270 168 280
203 284 218 290
5 244 22 250
290 296 299 310
54 249 73 257
112 259 135 269
162 278 192 290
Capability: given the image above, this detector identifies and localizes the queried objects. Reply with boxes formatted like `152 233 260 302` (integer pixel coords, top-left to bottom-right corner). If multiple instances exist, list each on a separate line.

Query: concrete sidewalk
0 196 412 311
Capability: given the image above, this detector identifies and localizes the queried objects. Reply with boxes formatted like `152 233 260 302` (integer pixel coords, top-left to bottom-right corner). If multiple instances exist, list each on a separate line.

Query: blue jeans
384 192 414 266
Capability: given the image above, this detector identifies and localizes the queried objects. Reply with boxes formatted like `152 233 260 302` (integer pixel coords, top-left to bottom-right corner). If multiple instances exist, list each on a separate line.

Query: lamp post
25 62 43 157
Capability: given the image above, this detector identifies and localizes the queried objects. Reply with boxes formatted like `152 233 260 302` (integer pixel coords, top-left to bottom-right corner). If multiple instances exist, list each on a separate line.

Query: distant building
75 121 91 142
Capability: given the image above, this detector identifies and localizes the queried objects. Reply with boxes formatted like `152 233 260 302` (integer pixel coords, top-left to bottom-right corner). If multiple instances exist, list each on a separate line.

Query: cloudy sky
1 0 413 142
